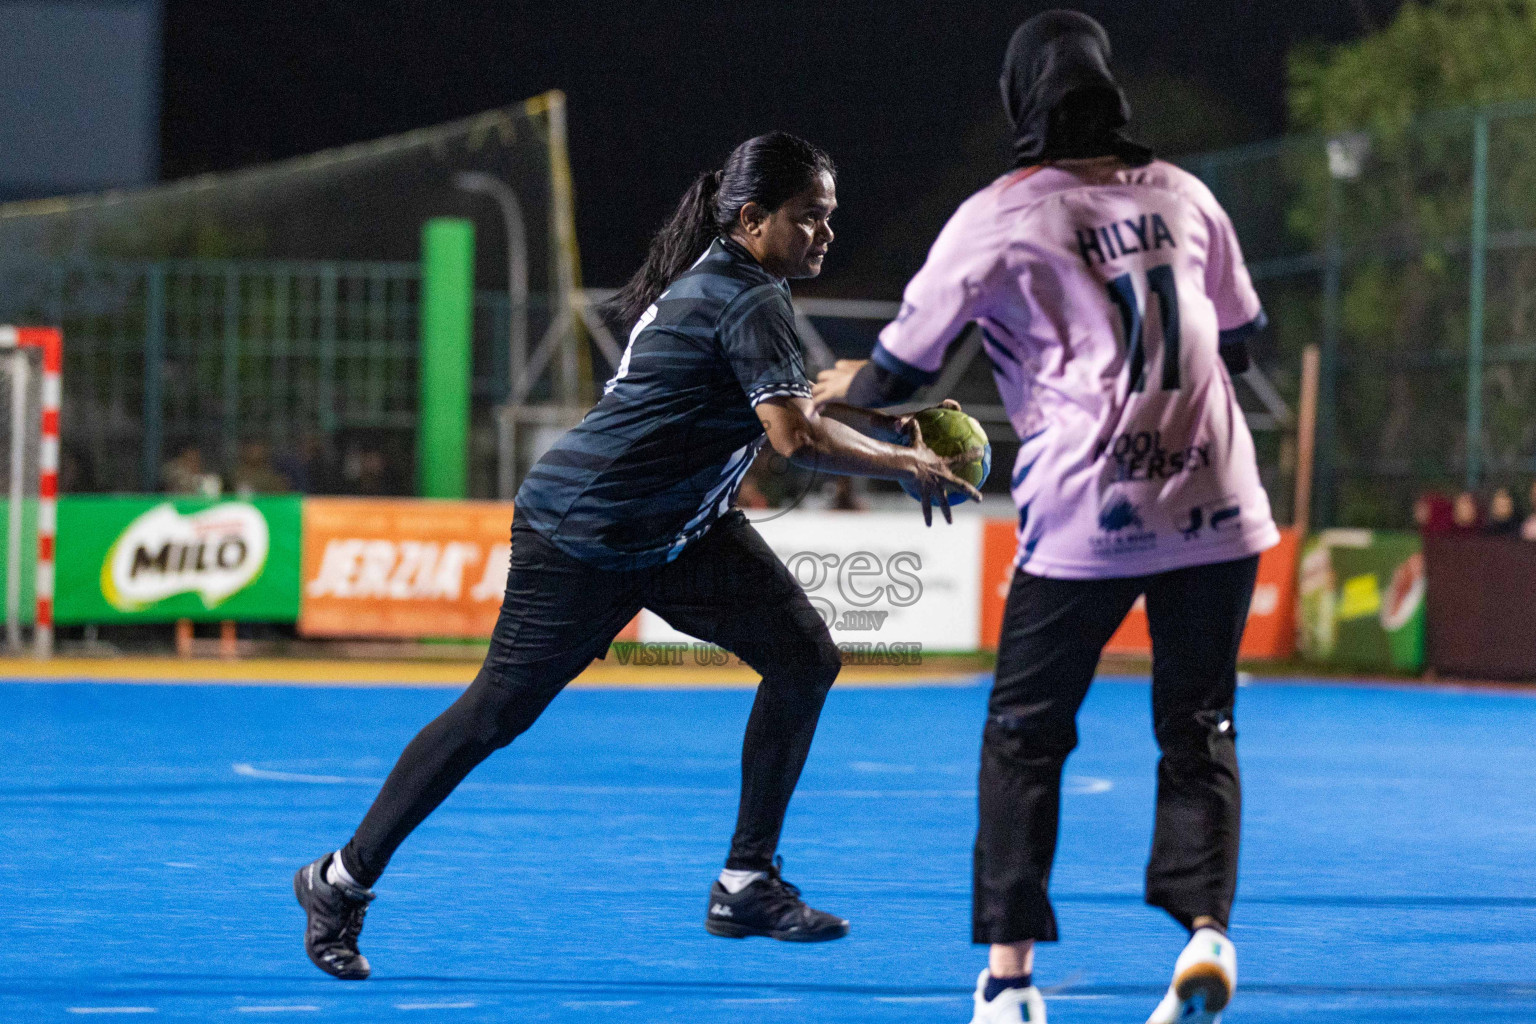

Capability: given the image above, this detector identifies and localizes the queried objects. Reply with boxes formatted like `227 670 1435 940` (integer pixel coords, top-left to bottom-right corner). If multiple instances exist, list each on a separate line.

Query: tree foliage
1278 0 1536 524
1290 0 1536 134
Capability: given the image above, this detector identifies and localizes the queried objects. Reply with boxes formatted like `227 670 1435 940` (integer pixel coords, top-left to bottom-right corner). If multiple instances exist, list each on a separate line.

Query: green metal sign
56 496 302 624
1298 529 1425 672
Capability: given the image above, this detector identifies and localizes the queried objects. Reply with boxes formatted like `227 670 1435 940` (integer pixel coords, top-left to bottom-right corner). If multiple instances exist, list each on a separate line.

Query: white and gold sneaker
1145 927 1236 1024
970 969 1047 1023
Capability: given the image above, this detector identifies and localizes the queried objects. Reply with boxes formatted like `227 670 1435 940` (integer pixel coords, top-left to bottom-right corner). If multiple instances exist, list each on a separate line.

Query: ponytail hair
610 132 835 330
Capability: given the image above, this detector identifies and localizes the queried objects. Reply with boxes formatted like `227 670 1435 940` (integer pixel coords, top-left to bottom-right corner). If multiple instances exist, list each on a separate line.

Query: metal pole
222 268 239 471
318 265 338 440
545 93 583 404
452 172 529 409
7 356 26 649
142 264 166 492
1467 112 1490 490
1316 177 1342 528
1294 345 1321 536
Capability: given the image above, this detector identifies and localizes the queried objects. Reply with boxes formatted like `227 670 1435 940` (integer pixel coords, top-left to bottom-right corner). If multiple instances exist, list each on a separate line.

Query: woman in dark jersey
294 132 979 980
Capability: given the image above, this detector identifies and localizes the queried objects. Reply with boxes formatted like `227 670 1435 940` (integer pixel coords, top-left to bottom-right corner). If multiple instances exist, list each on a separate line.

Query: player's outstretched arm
756 396 979 525
816 398 966 444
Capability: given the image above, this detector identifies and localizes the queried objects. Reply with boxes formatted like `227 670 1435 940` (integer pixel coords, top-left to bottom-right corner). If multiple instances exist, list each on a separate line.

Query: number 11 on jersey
1106 264 1181 392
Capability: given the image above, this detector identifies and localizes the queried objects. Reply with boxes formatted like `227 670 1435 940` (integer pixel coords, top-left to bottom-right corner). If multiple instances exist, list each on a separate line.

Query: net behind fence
0 93 581 498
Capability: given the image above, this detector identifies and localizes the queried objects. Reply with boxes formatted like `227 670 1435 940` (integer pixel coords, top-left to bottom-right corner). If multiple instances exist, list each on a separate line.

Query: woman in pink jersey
816 12 1273 1024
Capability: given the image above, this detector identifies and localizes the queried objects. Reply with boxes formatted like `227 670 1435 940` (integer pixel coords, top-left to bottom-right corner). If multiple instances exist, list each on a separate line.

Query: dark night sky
160 0 1405 294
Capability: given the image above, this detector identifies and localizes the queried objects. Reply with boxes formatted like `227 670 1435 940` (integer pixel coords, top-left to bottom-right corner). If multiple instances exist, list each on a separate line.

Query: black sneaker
704 856 849 942
294 854 375 980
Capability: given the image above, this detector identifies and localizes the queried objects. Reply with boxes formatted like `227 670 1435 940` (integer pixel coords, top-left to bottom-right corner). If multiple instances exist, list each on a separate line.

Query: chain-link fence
1185 99 1536 528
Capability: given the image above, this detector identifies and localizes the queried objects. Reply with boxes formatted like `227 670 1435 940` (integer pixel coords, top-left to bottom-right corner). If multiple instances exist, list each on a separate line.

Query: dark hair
610 131 835 329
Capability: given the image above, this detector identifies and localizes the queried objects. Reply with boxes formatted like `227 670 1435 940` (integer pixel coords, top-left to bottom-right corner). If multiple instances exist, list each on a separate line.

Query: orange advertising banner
299 498 516 639
979 522 1299 660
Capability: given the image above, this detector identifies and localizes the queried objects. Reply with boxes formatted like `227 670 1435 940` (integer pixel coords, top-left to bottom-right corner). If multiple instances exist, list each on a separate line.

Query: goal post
0 326 60 657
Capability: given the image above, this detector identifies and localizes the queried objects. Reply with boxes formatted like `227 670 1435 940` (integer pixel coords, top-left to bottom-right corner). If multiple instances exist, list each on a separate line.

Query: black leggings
340 512 841 887
973 554 1259 944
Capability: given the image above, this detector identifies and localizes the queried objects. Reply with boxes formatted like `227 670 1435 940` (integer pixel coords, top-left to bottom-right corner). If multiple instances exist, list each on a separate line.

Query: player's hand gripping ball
901 406 991 506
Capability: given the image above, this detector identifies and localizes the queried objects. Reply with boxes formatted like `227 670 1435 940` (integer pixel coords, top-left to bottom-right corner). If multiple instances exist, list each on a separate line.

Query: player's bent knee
770 652 840 697
983 712 1078 766
1154 707 1237 759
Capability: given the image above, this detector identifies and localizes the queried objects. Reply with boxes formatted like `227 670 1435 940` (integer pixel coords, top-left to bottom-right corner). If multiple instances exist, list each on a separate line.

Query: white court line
66 1010 156 1016
231 763 1113 797
1067 775 1114 795
395 1003 477 1011
873 995 959 1004
234 1007 319 1014
714 997 799 1004
233 764 369 784
850 761 918 773
560 1001 638 1008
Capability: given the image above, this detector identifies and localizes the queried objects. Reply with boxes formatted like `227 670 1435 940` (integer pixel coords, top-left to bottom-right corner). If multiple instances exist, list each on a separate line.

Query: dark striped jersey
515 236 812 570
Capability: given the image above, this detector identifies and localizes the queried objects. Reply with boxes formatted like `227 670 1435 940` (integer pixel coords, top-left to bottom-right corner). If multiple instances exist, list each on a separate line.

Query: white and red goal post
0 326 60 657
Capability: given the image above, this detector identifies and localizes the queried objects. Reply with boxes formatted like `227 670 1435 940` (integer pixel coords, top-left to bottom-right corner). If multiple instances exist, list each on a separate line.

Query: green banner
1298 529 1425 672
56 496 302 624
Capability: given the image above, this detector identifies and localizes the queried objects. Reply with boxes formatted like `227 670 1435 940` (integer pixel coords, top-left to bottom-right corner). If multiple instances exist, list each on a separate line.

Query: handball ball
900 406 991 506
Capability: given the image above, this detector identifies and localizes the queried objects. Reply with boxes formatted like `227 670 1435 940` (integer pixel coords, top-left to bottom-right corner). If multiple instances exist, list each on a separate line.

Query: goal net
0 327 59 657
0 92 584 498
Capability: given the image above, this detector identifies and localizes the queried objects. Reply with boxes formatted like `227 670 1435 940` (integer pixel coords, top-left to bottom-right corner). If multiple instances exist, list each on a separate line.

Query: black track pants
972 554 1259 944
340 511 841 887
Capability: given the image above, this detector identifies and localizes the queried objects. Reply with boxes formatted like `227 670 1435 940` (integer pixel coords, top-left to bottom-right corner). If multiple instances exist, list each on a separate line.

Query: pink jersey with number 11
878 158 1279 578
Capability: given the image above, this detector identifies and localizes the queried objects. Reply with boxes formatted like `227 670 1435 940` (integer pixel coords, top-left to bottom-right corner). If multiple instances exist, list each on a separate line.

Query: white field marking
234 1007 319 1013
163 862 199 869
230 763 1113 798
560 1001 639 1009
714 998 800 1004
850 761 919 773
394 1002 477 1011
1066 775 1113 795
873 996 959 1004
66 1010 157 1016
233 763 372 784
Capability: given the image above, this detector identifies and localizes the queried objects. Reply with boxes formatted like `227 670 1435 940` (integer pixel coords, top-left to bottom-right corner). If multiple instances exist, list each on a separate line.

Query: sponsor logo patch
1092 495 1156 556
102 502 269 611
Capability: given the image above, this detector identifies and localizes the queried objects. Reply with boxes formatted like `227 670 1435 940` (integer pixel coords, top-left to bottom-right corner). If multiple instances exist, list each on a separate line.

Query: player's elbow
768 425 817 462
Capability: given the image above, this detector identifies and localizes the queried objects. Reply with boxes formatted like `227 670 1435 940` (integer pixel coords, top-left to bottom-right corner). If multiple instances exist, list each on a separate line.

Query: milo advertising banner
56 496 302 624
1297 529 1425 672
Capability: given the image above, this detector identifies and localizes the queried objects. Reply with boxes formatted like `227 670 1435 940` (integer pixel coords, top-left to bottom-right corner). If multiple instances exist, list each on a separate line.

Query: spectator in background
1413 491 1454 535
161 445 220 497
232 439 292 496
344 447 391 495
1451 491 1483 534
1524 480 1536 542
275 432 340 494
1485 487 1519 536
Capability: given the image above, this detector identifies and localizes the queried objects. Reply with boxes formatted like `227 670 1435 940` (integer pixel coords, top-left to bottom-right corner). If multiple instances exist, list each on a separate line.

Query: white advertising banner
638 511 984 653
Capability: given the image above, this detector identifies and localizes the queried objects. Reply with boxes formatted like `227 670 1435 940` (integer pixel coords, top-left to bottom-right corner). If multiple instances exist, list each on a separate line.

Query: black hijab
999 10 1153 168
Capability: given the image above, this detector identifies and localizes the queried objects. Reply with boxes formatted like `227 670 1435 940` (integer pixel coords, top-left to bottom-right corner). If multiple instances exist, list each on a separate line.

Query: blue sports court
3 674 1535 1022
